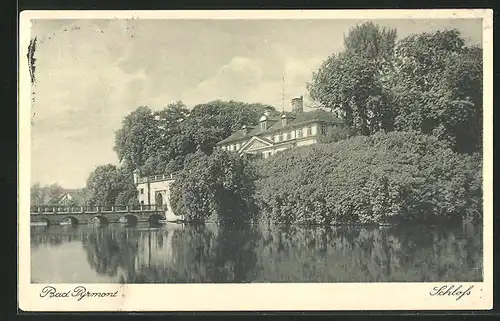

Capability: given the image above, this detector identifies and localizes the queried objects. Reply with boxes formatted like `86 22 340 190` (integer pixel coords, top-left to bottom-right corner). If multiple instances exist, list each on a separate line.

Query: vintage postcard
18 9 493 311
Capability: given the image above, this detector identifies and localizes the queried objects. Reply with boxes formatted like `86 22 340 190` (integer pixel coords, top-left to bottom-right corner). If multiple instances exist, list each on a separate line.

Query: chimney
291 96 304 114
263 106 273 118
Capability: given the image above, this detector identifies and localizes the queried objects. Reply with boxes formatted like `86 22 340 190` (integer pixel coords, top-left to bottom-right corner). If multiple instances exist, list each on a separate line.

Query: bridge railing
30 204 164 215
137 173 177 184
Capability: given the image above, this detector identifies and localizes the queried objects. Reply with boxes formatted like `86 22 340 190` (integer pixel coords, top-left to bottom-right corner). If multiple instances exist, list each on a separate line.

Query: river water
31 222 483 283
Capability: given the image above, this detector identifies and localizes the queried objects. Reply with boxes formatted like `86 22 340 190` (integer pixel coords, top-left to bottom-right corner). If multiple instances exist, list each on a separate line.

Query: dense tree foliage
85 164 138 207
308 23 397 135
343 21 397 61
170 149 257 224
114 106 162 172
308 23 482 154
389 30 483 154
30 183 65 205
114 100 276 176
255 131 482 225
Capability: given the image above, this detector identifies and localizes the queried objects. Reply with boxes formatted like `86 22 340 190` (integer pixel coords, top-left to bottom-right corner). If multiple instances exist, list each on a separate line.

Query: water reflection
31 223 483 283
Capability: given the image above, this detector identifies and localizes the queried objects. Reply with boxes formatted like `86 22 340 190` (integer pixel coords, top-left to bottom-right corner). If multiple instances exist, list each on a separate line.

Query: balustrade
30 204 163 215
136 173 176 184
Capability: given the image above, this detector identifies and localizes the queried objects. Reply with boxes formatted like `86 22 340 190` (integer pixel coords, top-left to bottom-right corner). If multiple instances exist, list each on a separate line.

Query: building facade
216 96 343 159
133 171 185 221
133 171 175 207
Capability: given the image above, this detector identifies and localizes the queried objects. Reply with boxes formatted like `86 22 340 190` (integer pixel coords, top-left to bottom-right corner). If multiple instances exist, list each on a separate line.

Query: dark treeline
81 23 482 225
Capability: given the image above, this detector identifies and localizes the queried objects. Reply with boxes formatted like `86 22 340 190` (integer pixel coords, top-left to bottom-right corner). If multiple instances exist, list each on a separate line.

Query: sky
29 18 482 188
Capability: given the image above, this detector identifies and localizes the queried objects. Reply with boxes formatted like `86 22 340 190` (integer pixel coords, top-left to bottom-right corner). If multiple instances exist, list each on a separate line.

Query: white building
133 171 175 207
133 171 185 221
216 96 343 159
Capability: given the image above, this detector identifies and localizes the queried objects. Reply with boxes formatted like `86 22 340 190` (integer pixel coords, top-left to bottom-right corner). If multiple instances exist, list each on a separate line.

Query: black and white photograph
18 10 493 311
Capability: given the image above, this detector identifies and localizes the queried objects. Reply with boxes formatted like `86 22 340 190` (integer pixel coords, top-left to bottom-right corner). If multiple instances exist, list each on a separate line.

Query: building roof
216 109 342 145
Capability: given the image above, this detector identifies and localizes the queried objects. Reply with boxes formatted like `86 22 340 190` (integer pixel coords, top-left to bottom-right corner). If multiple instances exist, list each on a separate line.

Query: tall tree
114 106 162 172
388 29 482 153
114 169 139 206
139 101 191 176
87 164 136 206
343 21 397 62
307 22 397 135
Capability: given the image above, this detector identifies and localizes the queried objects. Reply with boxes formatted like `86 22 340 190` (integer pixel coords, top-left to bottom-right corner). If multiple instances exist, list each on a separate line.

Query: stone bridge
30 205 178 226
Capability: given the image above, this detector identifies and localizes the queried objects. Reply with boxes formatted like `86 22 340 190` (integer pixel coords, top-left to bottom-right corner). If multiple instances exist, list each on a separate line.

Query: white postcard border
18 9 494 311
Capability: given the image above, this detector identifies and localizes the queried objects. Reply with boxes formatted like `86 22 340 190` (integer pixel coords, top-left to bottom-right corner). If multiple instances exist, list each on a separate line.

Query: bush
255 131 482 225
170 149 257 224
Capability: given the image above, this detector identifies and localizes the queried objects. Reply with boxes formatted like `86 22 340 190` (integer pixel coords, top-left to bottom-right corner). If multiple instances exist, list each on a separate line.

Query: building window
321 124 327 135
297 129 303 138
307 126 312 136
261 122 267 131
140 188 144 194
287 132 292 140
279 134 283 142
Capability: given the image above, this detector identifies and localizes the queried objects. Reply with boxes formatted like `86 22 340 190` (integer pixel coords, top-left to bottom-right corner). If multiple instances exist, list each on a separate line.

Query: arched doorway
155 192 164 210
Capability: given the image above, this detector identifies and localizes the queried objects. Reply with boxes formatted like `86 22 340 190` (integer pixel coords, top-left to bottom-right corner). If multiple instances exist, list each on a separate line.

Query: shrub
255 131 482 225
170 149 257 224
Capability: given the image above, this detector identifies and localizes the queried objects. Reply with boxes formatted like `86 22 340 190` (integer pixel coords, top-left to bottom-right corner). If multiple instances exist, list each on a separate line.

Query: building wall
136 179 175 206
220 122 321 153
296 136 317 147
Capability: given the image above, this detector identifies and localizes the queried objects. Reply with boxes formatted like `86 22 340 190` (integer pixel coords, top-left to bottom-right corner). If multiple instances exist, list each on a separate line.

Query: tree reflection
31 226 83 247
207 223 259 282
31 222 483 283
118 223 260 283
252 223 482 282
82 227 138 277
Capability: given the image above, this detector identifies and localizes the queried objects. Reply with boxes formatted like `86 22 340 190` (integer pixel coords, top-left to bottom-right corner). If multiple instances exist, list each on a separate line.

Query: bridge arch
60 216 79 226
119 214 139 226
88 215 109 226
31 216 52 227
